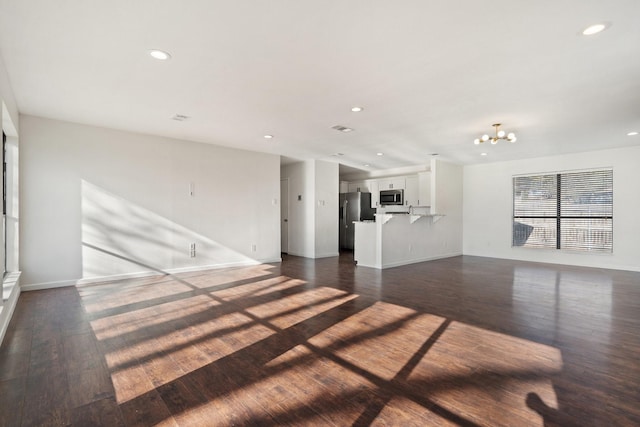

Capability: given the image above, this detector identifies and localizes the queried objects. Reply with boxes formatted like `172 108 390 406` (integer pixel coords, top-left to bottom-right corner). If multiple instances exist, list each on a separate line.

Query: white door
280 179 289 253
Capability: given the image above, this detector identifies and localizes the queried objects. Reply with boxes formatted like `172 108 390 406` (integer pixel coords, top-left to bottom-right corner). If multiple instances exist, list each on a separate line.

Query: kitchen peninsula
354 209 454 269
350 159 463 269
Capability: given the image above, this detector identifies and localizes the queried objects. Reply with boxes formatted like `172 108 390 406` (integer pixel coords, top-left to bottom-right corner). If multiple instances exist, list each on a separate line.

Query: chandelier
474 123 516 145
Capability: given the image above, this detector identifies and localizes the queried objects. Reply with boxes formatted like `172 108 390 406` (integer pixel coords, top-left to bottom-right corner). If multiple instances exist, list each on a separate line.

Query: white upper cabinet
367 179 380 208
404 175 419 206
347 181 369 192
344 173 432 207
378 177 405 190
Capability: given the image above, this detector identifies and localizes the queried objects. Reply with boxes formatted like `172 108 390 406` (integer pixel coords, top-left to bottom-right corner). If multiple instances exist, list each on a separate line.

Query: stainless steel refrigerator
339 192 376 250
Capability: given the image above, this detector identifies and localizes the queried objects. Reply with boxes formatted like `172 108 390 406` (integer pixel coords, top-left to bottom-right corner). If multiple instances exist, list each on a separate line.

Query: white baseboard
21 279 77 292
355 261 380 269
284 250 306 257
462 252 640 272
21 258 284 291
0 272 22 347
381 252 462 269
314 252 340 259
283 251 339 259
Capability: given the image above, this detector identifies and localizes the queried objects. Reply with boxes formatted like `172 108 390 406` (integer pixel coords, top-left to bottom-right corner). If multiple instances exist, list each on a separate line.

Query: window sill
2 271 21 302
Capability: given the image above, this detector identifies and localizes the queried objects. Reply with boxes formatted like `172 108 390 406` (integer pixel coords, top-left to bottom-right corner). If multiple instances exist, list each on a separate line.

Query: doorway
280 178 289 254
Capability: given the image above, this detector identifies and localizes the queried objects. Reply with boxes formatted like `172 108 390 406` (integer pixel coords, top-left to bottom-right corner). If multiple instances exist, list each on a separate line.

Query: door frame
280 178 289 254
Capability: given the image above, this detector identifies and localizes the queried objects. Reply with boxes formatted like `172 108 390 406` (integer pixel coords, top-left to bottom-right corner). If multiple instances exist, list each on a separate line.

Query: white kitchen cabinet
378 177 405 190
418 171 431 206
339 181 349 193
404 175 419 206
347 181 369 192
367 179 380 208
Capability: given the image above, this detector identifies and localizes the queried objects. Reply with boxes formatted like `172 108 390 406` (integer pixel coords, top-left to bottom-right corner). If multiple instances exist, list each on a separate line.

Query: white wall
463 146 640 271
432 158 464 250
314 160 339 258
281 159 339 259
20 115 281 288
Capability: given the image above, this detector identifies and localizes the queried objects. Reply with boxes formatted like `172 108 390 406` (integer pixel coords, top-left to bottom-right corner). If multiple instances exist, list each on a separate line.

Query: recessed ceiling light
581 23 609 36
364 164 370 167
264 134 274 139
149 49 171 60
481 152 488 156
627 131 638 136
376 152 383 156
351 106 363 112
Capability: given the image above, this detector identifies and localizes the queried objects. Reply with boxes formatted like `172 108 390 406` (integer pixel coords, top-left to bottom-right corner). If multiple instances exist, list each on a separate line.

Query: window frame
2 131 5 277
512 168 613 253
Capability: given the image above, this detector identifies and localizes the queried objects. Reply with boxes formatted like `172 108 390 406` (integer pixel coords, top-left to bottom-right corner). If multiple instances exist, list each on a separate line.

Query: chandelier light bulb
473 124 517 146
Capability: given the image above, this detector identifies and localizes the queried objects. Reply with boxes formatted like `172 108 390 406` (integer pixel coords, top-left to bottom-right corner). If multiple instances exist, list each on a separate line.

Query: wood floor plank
0 377 26 427
118 389 177 427
71 397 125 427
0 254 639 426
67 367 116 409
0 350 29 381
21 370 72 426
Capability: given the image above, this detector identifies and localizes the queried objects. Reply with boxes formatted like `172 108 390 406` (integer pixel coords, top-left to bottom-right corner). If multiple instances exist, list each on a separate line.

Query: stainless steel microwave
380 189 404 205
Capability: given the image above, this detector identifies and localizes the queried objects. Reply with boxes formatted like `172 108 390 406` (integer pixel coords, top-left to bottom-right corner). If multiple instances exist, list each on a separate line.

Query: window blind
560 169 612 252
513 169 612 252
513 174 557 248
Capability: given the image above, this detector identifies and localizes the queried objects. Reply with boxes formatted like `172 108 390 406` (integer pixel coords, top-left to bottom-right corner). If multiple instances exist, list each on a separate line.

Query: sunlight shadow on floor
78 259 565 426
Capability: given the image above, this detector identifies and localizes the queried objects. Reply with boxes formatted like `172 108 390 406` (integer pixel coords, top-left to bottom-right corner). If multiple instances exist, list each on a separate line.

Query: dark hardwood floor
1 254 639 426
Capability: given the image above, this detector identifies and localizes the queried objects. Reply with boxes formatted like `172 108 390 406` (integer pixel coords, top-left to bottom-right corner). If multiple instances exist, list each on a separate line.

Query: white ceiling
1 1 639 172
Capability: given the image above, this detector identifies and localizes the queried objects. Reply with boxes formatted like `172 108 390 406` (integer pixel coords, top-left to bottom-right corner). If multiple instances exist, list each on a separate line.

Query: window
2 131 5 276
513 169 612 252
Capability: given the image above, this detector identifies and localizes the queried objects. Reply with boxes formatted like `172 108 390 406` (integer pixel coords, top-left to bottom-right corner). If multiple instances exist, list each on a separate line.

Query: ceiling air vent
332 125 354 133
171 114 190 121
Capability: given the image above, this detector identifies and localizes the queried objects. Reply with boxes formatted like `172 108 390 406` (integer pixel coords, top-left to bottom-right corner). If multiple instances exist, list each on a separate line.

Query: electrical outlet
251 244 257 252
190 243 196 257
